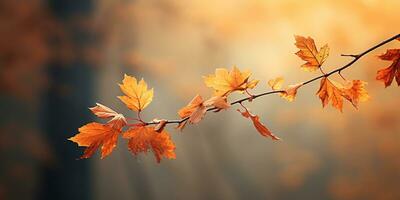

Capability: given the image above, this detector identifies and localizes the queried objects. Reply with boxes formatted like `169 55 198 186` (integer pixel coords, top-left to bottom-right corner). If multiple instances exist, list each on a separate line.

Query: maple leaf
123 125 176 163
203 66 259 96
151 130 177 163
342 80 370 109
237 108 280 140
118 74 154 112
295 35 329 72
317 78 370 111
316 78 344 112
177 94 230 129
69 122 120 159
90 103 127 130
376 49 400 87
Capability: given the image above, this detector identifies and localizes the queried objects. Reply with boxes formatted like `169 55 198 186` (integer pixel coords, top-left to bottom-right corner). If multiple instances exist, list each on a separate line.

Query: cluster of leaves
69 35 400 163
294 35 370 112
376 38 400 87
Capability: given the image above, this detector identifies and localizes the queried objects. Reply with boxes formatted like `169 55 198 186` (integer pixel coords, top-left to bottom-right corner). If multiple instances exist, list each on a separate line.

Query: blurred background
1 0 400 199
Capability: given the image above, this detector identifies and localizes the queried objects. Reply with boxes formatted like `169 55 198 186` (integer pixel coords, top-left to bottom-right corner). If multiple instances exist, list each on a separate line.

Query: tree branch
145 33 400 126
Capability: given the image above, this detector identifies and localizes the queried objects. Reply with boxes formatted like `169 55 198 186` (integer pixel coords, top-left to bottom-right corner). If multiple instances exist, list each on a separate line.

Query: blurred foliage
1 0 400 200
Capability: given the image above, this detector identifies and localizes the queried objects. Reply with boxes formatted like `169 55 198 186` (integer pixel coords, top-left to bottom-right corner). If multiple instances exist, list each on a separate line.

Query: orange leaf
151 130 177 163
69 122 120 159
90 103 127 130
376 49 400 87
280 83 303 102
203 66 259 96
342 80 370 109
123 125 151 155
177 94 230 128
123 125 176 163
295 35 329 72
316 78 344 112
237 108 280 140
118 74 154 111
177 94 207 124
316 78 369 111
268 77 284 90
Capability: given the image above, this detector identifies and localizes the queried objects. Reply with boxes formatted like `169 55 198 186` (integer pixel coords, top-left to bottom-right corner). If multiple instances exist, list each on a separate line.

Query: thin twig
341 54 359 58
144 33 400 126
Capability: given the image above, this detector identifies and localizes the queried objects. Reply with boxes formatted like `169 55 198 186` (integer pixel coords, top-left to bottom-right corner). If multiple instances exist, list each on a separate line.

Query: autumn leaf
295 35 329 72
123 125 175 163
151 131 176 163
203 96 230 109
247 79 260 89
178 94 207 125
69 122 120 159
90 103 119 118
204 66 259 96
316 78 344 112
177 95 204 118
376 49 400 87
317 78 369 111
281 83 303 102
267 77 302 102
268 77 284 90
90 103 127 130
118 74 154 111
237 108 280 140
177 94 230 129
342 80 370 109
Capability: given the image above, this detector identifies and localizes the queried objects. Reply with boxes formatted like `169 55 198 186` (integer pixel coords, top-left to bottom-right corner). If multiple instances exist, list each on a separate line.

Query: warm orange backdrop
1 0 399 200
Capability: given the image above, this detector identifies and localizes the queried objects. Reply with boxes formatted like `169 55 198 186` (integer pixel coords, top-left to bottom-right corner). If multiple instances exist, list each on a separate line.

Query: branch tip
141 34 400 127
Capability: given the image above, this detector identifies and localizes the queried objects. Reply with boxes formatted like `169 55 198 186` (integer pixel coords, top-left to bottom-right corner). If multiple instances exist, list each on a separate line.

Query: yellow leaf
118 74 154 112
203 66 258 96
295 35 329 72
247 79 259 90
268 77 284 90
